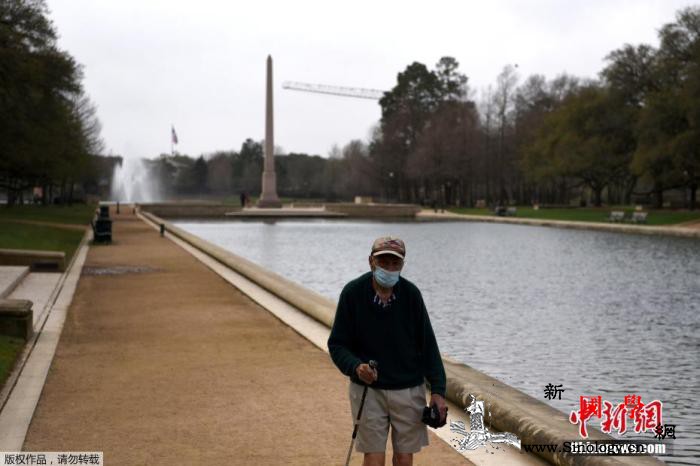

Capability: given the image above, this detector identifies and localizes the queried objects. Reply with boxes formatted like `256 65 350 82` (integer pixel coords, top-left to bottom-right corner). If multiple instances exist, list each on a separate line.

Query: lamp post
388 171 394 203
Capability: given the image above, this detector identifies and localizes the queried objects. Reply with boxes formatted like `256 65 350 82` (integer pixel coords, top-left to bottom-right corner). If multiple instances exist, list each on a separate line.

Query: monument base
258 170 282 208
257 198 282 208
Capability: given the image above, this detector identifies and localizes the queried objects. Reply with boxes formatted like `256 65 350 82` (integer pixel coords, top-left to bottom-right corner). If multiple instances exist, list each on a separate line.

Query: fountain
110 156 161 202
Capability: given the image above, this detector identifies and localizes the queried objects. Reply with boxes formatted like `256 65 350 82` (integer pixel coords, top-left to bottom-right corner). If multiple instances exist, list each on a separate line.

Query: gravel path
23 212 470 465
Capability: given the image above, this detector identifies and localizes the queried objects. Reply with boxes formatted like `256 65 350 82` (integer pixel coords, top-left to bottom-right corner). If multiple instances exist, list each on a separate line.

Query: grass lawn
0 223 86 262
0 335 24 390
448 207 700 226
0 204 96 225
0 204 95 262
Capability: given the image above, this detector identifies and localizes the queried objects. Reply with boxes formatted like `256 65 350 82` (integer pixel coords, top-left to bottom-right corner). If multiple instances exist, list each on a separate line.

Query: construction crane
282 81 386 100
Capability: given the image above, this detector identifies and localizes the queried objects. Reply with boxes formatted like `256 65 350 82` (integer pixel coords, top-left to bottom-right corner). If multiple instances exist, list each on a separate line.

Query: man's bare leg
392 452 413 466
363 452 385 466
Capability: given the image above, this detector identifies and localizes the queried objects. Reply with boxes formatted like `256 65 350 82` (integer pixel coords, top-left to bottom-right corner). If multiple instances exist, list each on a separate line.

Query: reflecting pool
176 219 700 464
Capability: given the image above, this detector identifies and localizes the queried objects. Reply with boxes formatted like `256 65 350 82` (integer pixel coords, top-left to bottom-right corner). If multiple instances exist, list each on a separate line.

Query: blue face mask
373 266 400 288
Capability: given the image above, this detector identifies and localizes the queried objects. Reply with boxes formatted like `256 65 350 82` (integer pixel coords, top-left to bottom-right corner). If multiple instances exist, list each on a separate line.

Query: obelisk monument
257 55 282 208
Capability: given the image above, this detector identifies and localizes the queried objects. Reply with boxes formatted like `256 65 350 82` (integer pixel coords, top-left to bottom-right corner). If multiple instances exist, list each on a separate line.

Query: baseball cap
371 236 406 260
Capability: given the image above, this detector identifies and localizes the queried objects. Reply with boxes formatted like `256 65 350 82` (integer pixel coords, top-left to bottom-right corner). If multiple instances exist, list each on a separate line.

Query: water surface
176 219 700 464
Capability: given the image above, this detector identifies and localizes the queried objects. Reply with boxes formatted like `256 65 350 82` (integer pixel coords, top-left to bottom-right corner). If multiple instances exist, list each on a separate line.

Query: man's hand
431 393 448 424
356 363 378 384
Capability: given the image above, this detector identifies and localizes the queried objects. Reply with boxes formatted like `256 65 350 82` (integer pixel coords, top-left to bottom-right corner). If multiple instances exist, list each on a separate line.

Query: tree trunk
624 177 637 205
654 188 664 209
69 180 75 205
593 186 603 207
607 183 615 205
7 179 16 206
559 179 568 205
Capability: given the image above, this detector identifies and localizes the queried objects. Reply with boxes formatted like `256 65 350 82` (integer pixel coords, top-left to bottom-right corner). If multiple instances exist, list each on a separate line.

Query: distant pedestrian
240 192 246 208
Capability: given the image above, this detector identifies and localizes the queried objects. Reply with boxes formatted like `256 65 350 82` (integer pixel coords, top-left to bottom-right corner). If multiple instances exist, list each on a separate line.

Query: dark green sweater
327 271 447 397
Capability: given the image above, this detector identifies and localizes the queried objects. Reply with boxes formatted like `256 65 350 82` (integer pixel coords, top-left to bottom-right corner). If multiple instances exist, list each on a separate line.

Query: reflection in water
177 219 700 464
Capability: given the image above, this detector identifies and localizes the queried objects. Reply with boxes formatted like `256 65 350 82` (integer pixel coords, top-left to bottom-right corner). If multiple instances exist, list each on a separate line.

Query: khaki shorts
348 381 429 454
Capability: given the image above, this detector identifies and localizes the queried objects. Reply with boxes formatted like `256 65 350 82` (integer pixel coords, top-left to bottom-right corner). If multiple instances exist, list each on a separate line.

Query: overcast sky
47 0 692 159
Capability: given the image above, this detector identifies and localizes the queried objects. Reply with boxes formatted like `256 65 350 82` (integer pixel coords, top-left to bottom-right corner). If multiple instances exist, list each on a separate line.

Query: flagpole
170 125 179 156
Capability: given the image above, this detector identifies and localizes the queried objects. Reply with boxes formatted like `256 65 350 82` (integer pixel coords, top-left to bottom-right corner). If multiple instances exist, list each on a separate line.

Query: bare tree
206 152 232 193
339 140 374 198
493 65 519 203
69 92 105 155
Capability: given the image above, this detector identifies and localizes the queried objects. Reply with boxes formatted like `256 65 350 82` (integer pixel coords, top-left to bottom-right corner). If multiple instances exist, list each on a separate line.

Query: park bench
0 249 64 272
608 211 625 222
0 299 33 340
631 211 648 224
493 206 517 217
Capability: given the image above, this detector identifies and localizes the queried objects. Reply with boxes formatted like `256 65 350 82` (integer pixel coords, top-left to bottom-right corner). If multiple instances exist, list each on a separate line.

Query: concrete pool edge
141 210 665 466
417 210 700 239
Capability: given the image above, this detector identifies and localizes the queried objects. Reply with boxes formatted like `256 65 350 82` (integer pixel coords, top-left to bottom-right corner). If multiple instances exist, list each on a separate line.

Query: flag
171 126 178 145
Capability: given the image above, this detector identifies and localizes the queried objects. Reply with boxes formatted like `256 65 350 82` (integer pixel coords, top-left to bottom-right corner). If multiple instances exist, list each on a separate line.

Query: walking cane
344 360 378 466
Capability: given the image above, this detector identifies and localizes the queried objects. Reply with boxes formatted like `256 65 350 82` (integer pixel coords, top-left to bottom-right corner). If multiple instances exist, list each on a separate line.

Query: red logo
569 395 663 438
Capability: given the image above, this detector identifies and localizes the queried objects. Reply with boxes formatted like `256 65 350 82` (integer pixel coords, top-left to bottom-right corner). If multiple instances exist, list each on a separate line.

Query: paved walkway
0 266 28 298
8 272 63 328
677 219 700 229
22 213 471 465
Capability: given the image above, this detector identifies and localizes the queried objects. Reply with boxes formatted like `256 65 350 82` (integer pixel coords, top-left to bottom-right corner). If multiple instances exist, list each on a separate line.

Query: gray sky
47 0 692 159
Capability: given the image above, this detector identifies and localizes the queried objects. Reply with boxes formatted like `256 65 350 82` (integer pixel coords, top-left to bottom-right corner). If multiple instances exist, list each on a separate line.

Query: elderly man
328 236 447 466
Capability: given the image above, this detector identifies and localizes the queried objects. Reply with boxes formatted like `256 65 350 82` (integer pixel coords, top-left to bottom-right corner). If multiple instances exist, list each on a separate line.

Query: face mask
373 266 400 288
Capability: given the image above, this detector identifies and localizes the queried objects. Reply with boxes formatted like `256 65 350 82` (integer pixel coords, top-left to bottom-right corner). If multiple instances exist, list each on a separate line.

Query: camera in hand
421 403 447 429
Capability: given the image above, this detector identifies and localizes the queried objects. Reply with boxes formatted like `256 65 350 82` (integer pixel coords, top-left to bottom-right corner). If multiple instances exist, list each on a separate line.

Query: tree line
4 1 697 210
371 6 699 209
145 138 374 201
150 6 699 209
1 0 103 206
